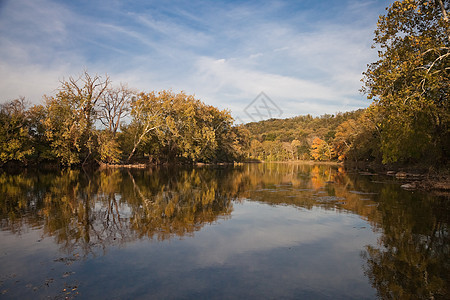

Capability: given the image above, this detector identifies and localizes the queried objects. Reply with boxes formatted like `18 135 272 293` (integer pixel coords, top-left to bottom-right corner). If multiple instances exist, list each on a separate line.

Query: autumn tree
160 90 236 163
311 137 331 161
249 139 264 160
227 125 251 162
124 91 164 162
333 111 382 163
1 73 247 166
122 90 238 164
290 139 301 160
44 71 110 166
159 90 213 162
0 98 33 165
204 106 240 162
95 83 135 164
97 131 122 163
362 0 449 164
27 104 53 162
162 93 234 163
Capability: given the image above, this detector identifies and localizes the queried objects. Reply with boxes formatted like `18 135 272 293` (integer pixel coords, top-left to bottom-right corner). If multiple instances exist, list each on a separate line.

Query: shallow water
0 163 448 299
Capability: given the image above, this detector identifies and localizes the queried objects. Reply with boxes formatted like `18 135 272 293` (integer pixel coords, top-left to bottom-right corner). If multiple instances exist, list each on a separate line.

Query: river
0 163 448 299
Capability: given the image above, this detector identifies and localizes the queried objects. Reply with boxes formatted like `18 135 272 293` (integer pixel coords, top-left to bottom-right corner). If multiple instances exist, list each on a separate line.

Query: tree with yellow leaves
311 137 332 161
362 0 449 164
43 71 110 166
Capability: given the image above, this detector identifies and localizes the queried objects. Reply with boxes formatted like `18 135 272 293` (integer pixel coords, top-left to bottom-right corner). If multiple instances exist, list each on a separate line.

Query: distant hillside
244 110 364 143
241 109 366 162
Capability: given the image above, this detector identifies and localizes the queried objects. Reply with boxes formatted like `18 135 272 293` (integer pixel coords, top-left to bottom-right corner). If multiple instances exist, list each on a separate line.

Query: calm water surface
0 163 448 299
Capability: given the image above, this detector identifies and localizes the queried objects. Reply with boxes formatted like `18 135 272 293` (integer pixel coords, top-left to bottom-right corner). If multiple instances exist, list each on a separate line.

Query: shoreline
343 161 450 193
3 160 448 193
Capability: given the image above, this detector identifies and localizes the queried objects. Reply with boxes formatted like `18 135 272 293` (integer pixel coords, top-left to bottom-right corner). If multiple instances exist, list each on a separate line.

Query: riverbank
395 172 450 192
343 161 450 194
258 160 343 166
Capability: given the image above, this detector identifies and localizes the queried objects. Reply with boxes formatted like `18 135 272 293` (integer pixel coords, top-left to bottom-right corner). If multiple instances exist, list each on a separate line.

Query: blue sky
0 0 390 123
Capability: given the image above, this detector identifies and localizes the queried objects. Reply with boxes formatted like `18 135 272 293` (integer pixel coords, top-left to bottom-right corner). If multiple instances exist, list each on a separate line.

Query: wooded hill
241 110 370 162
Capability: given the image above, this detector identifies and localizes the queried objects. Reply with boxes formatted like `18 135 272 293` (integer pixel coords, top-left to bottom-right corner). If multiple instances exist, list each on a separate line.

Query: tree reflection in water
0 167 242 255
362 185 449 299
0 163 448 298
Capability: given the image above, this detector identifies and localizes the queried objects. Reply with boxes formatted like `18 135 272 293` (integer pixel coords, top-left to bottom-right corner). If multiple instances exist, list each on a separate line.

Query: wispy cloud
0 0 387 121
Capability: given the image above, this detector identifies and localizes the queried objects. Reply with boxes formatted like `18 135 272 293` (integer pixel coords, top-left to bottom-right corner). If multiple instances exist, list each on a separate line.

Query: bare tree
59 70 110 130
437 0 449 42
54 70 110 165
98 83 135 136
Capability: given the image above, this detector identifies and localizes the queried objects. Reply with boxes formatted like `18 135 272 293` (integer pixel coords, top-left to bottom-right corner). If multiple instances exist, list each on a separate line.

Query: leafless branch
98 83 135 135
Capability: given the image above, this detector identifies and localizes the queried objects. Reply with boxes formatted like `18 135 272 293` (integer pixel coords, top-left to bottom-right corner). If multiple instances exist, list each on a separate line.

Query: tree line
241 110 378 163
1 0 448 168
0 72 248 167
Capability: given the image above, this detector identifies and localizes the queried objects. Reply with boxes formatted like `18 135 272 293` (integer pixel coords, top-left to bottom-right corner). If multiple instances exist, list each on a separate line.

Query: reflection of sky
190 201 368 265
0 163 386 299
74 200 378 299
1 199 379 299
0 229 71 298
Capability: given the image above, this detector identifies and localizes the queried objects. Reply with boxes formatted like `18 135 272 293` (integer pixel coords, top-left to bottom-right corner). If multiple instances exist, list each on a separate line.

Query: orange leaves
311 137 330 161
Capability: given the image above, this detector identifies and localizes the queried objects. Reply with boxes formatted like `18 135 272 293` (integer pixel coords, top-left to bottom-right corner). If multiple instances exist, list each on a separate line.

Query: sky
0 0 390 123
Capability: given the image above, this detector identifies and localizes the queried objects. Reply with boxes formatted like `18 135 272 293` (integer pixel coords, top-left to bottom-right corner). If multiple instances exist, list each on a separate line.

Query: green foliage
27 104 53 162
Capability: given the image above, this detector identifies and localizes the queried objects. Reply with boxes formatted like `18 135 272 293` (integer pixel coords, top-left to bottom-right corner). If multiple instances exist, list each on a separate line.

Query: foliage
4 1 450 173
362 0 450 163
241 0 449 167
124 90 237 163
97 131 122 164
125 91 164 162
0 71 244 167
0 98 33 165
43 72 110 166
43 94 83 166
243 110 364 162
27 104 53 162
333 109 382 163
310 137 331 161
